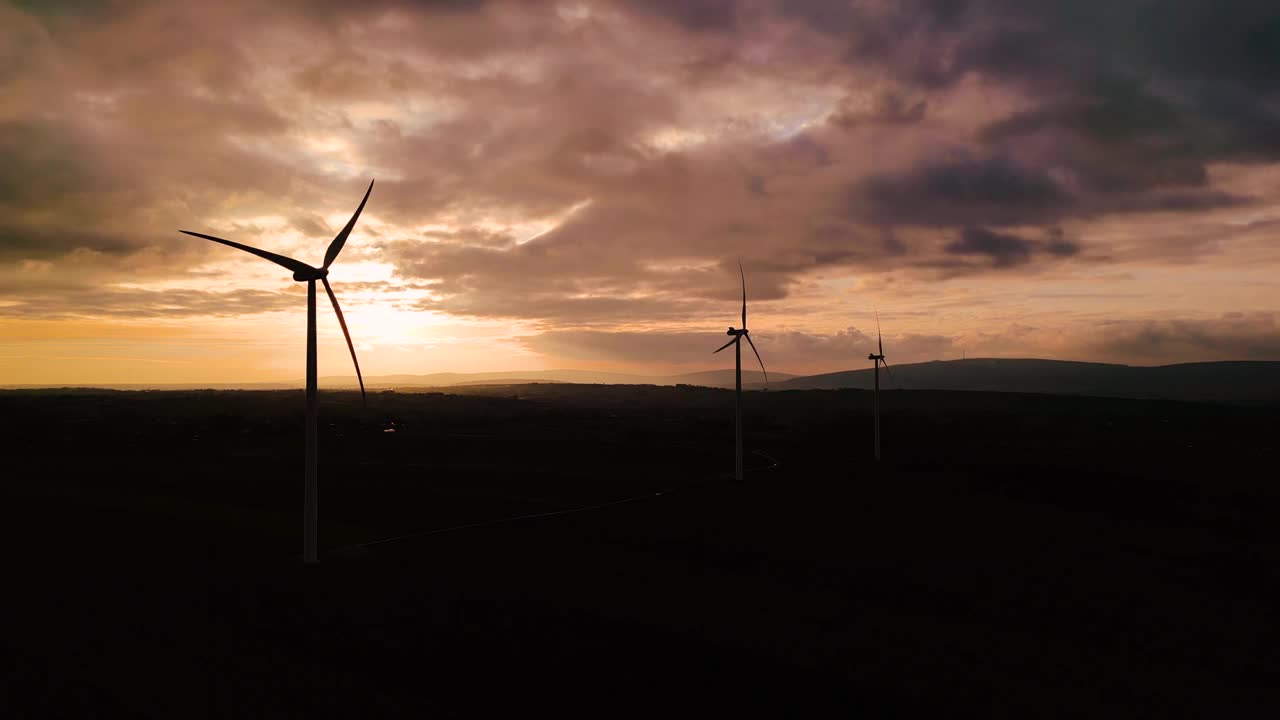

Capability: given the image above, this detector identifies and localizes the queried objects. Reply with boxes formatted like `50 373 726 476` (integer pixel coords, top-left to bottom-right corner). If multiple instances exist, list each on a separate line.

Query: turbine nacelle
292 266 329 282
727 327 747 336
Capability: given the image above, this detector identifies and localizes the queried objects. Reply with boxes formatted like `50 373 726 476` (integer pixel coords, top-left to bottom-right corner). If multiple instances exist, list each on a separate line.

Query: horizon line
4 357 1278 390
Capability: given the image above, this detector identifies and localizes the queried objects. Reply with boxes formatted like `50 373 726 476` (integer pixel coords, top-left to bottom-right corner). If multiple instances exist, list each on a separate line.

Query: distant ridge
1 368 788 392
779 359 1280 405
7 360 1276 404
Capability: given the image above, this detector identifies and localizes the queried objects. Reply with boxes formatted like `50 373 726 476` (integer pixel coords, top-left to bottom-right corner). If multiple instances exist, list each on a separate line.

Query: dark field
2 386 1277 716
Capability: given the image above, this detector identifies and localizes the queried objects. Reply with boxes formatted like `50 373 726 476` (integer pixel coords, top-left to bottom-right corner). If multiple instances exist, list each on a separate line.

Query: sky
2 0 1279 385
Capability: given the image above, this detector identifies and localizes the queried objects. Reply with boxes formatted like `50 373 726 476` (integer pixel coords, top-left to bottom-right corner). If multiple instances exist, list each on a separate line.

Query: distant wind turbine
181 180 373 564
868 309 894 462
712 262 768 483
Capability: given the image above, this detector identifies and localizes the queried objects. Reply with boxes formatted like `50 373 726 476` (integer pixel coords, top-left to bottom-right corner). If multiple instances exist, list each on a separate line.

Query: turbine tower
868 310 894 461
713 262 768 483
181 180 373 564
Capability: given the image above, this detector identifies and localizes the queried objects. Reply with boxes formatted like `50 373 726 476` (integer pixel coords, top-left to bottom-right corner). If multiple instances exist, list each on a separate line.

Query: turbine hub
292 266 329 282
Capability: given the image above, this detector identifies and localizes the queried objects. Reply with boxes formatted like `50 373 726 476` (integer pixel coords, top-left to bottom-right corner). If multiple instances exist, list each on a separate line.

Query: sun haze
2 0 1278 385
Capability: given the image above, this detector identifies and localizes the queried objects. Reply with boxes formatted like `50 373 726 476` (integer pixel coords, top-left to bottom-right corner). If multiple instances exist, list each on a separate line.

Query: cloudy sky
3 0 1278 384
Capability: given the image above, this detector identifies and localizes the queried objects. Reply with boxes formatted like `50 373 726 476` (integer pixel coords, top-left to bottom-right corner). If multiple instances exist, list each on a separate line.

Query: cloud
945 227 1035 268
828 91 927 129
0 119 109 205
621 0 739 31
0 286 304 320
1042 227 1079 257
793 2 1280 219
0 0 1277 364
0 223 144 261
858 151 1073 228
941 227 1080 269
1092 313 1280 363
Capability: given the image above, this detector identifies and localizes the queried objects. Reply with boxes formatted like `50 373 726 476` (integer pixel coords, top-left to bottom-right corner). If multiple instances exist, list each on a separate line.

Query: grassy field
2 385 1276 716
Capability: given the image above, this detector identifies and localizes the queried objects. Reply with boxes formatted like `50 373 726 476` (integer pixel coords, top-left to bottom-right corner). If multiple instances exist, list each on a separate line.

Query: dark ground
1 385 1276 717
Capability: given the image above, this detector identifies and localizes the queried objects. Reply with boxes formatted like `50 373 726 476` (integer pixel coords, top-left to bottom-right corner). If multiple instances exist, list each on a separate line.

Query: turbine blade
322 179 375 270
322 277 366 406
876 308 883 356
179 230 311 274
739 260 747 328
744 333 768 388
712 336 738 354
881 357 895 386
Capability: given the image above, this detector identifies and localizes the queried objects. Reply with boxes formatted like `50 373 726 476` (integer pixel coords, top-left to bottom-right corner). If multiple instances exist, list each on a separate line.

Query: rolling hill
780 359 1280 405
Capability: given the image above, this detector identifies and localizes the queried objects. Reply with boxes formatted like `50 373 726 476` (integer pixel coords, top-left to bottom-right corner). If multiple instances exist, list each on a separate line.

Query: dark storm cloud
791 0 1280 241
621 0 739 31
882 3 1280 170
1043 228 1079 257
798 0 1280 99
828 92 927 129
859 152 1072 228
851 81 1258 233
778 0 975 87
308 0 491 11
976 76 1265 214
937 227 1082 271
945 228 1035 268
979 78 1189 154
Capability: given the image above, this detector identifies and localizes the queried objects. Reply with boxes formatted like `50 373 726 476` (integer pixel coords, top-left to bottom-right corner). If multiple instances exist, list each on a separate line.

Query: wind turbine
712 262 768 483
868 309 894 462
180 180 373 564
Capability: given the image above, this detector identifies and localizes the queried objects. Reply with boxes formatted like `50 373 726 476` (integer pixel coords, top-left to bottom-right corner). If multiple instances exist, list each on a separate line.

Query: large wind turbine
868 310 894 462
181 180 373 564
713 262 768 483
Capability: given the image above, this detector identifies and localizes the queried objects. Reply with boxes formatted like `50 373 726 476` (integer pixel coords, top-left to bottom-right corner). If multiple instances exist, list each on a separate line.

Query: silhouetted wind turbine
712 262 768 483
868 309 894 461
181 180 373 564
